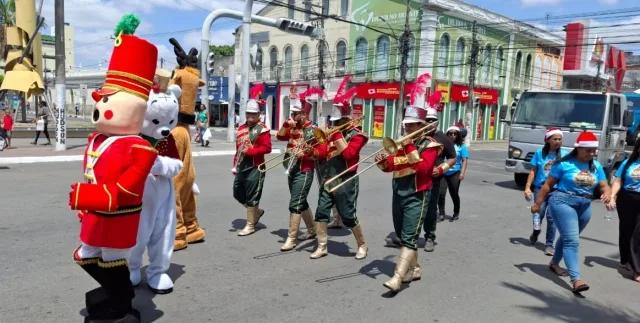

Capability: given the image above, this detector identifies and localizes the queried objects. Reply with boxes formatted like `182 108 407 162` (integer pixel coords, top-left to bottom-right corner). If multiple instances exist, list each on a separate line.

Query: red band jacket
311 125 368 177
69 132 158 249
276 120 317 172
377 136 443 196
233 122 272 172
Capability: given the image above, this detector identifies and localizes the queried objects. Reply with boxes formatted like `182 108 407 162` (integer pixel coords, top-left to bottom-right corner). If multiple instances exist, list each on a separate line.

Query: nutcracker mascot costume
69 14 158 322
233 83 273 236
167 38 206 251
129 69 184 294
375 76 443 293
276 86 326 251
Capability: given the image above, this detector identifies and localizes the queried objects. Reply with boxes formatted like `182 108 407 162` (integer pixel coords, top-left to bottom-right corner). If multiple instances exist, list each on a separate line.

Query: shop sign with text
435 82 450 103
373 105 385 137
449 84 499 105
355 82 419 100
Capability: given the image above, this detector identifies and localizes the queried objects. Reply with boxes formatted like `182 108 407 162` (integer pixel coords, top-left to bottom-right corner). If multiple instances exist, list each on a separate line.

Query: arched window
533 55 542 89
524 54 533 88
454 37 465 80
374 35 390 78
552 60 560 89
514 51 522 86
256 47 263 81
542 57 551 89
300 45 309 77
269 47 278 80
354 38 368 77
483 44 492 83
284 46 293 80
438 34 450 78
494 46 504 85
336 40 347 69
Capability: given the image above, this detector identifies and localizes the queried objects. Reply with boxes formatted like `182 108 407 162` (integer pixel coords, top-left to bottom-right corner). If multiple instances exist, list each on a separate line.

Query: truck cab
502 89 634 187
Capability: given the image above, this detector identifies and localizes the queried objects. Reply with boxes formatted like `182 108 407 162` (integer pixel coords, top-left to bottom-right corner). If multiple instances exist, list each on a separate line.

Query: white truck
502 89 634 187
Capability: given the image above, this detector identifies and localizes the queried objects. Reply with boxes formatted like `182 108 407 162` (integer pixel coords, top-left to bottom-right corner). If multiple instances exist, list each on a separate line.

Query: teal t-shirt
615 159 640 192
529 148 569 187
198 111 207 123
444 144 468 176
549 158 606 196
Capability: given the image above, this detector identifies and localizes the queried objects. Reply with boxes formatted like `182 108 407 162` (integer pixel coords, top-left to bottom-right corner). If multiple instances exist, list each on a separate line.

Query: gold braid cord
98 258 128 268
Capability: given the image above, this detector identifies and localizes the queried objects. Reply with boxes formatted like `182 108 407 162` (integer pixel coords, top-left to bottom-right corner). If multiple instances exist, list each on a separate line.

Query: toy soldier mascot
374 75 443 293
69 14 159 322
233 83 273 236
307 75 369 260
276 87 326 251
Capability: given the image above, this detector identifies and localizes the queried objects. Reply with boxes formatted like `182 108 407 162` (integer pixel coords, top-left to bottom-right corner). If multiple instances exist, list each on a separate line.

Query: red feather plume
409 73 431 106
334 75 352 101
249 83 265 100
339 87 358 104
428 91 443 109
300 87 326 102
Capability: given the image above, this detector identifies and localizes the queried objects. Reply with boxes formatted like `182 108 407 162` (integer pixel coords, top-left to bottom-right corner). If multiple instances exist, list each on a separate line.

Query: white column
417 6 439 110
500 33 516 140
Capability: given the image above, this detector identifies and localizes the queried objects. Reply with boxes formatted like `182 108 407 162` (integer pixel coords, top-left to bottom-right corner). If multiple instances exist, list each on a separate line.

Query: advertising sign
435 82 450 103
352 103 363 119
450 84 499 105
373 105 385 137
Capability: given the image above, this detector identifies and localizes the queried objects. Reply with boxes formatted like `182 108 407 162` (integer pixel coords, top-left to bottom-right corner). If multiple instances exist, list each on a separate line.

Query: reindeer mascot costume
69 14 158 322
168 38 206 251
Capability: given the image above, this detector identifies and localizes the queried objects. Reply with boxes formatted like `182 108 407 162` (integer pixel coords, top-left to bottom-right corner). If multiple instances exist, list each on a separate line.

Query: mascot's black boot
74 249 111 318
83 259 140 323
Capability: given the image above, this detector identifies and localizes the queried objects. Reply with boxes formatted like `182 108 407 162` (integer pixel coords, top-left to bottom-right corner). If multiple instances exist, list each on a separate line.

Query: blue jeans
533 186 557 247
199 127 206 145
549 192 593 281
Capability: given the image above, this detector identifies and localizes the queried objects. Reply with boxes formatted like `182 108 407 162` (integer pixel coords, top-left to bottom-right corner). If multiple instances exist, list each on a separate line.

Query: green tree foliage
209 45 234 57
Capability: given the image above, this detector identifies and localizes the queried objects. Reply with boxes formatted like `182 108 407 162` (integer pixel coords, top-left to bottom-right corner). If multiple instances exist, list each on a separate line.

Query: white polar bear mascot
129 69 184 294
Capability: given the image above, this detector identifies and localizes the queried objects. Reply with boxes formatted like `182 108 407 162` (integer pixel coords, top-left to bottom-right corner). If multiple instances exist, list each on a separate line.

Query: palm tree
0 0 15 26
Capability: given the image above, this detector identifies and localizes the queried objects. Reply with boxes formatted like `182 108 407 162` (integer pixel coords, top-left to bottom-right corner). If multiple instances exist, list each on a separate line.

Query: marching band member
233 83 273 236
276 87 326 251
306 76 368 260
69 14 158 321
374 84 442 293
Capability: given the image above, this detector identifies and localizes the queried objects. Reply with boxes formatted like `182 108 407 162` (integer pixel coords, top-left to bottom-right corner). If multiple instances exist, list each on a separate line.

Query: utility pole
593 60 602 91
54 0 66 151
396 2 411 138
308 0 326 127
467 20 479 129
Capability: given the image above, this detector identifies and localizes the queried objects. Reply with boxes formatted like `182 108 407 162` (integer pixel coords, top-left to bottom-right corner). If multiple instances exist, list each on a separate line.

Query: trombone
257 115 365 173
323 122 438 194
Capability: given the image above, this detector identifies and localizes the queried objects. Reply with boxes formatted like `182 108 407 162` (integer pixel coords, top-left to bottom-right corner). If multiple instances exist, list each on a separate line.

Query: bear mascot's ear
168 84 182 99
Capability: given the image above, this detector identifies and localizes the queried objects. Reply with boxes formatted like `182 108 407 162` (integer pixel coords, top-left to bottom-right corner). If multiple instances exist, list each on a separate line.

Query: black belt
177 112 196 125
94 204 143 217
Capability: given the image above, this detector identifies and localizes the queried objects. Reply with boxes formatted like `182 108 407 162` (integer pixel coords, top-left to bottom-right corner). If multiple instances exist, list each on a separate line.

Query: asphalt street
1 140 639 323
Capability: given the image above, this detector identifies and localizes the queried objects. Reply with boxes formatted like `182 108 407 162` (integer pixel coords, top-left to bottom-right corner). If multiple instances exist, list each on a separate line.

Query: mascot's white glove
192 183 200 195
151 156 184 178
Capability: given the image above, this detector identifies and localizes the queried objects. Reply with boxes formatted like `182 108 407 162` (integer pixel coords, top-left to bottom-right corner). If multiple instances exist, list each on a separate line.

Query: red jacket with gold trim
276 120 317 172
69 132 158 249
377 136 442 194
233 122 272 170
312 125 368 173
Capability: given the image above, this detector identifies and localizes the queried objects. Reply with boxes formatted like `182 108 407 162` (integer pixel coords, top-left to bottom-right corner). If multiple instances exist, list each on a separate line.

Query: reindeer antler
187 48 199 68
169 38 188 69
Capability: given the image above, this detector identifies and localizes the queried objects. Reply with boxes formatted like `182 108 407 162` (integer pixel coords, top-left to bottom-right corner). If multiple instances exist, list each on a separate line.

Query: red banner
352 104 363 119
449 84 499 105
355 82 417 100
373 105 385 137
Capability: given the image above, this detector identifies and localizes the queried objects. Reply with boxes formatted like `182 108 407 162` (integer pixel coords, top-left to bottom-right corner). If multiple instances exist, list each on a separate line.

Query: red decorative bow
152 85 160 93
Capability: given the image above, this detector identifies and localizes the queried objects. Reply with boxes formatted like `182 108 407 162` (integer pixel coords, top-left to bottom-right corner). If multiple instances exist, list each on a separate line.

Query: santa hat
574 131 599 148
403 73 431 124
447 126 460 133
330 75 357 121
246 83 265 113
545 127 563 141
298 87 326 115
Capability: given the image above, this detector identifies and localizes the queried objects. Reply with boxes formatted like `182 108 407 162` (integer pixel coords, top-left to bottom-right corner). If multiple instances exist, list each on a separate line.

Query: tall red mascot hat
92 14 158 102
574 131 599 148
330 75 357 121
298 87 326 115
545 127 563 141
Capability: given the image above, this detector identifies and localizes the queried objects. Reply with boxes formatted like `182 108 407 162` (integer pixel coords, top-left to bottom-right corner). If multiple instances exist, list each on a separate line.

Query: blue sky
40 0 640 70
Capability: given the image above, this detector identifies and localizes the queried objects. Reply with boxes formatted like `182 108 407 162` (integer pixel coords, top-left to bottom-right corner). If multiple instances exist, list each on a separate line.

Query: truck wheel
514 173 528 187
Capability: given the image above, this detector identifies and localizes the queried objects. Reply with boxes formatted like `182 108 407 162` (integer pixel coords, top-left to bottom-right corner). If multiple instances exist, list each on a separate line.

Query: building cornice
424 0 564 46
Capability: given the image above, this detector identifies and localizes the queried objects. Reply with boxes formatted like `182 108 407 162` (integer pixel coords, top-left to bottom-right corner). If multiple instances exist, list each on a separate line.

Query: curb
0 149 283 165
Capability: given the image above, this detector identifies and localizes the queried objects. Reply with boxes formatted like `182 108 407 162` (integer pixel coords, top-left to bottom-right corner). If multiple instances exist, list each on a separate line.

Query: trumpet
231 138 250 173
257 115 365 173
324 122 438 193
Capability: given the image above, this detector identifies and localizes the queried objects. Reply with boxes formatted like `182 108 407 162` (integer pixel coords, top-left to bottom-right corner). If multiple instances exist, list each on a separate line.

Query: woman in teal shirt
438 126 468 222
532 131 612 293
197 104 209 147
608 139 640 282
524 128 568 255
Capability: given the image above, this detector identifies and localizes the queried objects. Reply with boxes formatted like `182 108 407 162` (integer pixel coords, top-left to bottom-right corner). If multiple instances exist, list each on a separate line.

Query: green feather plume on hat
114 14 141 37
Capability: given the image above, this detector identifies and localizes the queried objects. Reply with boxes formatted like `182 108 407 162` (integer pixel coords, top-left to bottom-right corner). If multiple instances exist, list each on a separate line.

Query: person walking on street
524 128 567 256
31 101 52 145
197 104 209 147
608 139 640 282
438 126 469 222
2 108 14 149
532 131 612 293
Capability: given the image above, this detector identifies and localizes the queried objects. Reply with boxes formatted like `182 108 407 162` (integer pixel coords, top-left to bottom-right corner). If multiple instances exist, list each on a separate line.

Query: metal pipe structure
200 9 277 142
54 0 66 151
